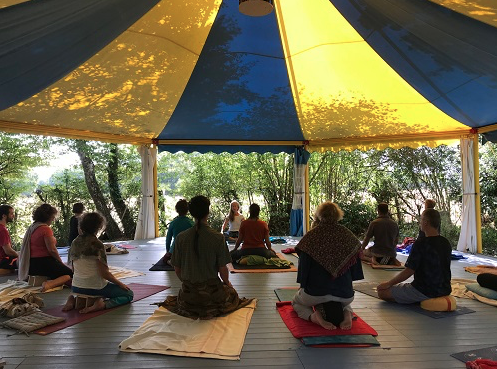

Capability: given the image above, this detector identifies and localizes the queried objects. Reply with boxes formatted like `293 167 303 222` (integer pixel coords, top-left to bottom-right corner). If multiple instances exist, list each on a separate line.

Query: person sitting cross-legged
377 208 451 304
161 195 252 319
230 203 276 262
63 212 133 313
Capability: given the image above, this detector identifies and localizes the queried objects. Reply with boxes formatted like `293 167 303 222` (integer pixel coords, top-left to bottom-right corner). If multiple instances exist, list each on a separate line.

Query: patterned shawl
296 221 361 278
68 234 107 265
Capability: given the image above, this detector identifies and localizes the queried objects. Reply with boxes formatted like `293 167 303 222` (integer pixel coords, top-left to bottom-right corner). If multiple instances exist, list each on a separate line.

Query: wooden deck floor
1 237 496 369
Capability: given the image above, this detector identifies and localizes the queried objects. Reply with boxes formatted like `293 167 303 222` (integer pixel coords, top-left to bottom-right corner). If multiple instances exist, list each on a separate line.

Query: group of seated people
162 197 497 328
0 203 133 314
3 198 497 328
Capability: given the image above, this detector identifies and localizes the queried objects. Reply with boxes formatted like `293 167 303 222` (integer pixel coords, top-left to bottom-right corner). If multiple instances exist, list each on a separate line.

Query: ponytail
188 195 210 259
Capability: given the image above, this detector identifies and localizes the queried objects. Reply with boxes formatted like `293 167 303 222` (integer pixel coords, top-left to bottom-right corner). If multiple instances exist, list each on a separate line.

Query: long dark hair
188 196 210 257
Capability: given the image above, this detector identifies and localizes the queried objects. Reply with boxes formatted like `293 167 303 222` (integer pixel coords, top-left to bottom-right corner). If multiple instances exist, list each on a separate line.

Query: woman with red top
19 204 73 292
230 203 276 262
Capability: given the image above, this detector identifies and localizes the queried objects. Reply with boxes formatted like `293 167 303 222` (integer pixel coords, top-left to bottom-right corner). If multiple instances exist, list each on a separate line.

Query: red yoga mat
35 283 169 335
276 301 378 347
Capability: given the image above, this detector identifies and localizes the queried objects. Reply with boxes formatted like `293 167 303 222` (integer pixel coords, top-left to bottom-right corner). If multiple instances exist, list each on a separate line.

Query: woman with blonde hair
292 202 364 330
221 200 244 242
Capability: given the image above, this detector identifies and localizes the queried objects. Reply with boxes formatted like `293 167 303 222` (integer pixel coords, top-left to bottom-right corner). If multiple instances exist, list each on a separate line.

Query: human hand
119 283 131 291
377 282 391 291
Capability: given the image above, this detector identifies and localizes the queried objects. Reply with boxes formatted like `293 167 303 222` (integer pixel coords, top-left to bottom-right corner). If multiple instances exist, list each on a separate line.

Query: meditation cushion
420 295 457 312
466 283 497 300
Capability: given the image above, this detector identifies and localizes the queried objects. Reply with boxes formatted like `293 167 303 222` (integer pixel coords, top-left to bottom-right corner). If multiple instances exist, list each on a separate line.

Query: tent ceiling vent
239 0 274 16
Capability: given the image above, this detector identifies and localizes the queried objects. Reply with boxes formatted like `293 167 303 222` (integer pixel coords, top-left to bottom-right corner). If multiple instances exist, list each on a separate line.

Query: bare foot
339 310 353 330
310 310 336 330
79 298 105 314
40 281 52 293
62 295 75 311
392 258 402 266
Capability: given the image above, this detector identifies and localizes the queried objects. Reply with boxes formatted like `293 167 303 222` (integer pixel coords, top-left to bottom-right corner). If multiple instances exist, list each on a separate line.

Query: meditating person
0 205 18 271
163 199 194 263
230 203 276 262
377 208 452 304
417 199 440 240
292 202 363 330
162 195 252 319
18 204 73 292
68 202 85 245
63 212 133 313
221 200 244 242
361 202 401 266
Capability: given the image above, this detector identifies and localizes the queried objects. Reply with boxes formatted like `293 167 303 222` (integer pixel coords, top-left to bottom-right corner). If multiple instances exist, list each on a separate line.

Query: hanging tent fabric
0 0 496 249
1 0 496 150
134 145 157 240
290 147 311 236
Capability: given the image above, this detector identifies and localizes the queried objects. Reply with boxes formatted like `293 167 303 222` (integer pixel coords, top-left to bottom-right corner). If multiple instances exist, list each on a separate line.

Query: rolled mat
276 301 379 347
35 283 169 335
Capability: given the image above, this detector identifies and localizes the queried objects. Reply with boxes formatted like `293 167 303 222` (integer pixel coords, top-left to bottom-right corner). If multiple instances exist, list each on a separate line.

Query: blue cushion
465 283 497 300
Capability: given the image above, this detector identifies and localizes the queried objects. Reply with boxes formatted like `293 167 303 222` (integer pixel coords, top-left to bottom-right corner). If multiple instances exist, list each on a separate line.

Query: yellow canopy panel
0 0 221 143
276 0 470 153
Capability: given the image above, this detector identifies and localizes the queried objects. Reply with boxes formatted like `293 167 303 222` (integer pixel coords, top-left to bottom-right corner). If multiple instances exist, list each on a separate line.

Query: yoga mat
274 287 299 302
120 300 257 360
353 282 379 298
407 304 475 319
451 346 497 363
117 244 136 249
149 257 174 271
302 334 380 347
34 283 169 335
276 301 378 347
353 282 476 318
228 253 297 273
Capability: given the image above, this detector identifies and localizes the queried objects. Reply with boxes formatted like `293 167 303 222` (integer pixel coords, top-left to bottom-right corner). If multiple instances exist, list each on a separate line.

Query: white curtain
134 145 157 240
457 137 477 253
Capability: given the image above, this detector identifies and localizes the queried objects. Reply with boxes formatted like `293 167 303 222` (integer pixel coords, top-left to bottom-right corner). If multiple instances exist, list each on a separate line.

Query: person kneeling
377 209 451 304
63 212 133 314
292 202 364 330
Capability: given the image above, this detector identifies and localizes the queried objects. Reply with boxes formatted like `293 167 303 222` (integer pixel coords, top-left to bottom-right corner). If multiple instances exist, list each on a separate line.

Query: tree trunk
75 140 124 240
107 143 136 239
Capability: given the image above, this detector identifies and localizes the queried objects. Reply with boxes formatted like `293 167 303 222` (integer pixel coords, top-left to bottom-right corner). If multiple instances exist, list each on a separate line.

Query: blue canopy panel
0 0 160 111
156 0 304 154
158 144 297 155
331 0 497 128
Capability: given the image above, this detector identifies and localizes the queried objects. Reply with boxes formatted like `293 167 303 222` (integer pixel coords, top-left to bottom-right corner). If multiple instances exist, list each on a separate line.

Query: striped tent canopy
1 0 496 153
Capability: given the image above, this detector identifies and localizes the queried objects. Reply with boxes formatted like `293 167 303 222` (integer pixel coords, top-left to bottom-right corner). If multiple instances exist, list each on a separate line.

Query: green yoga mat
302 334 380 346
274 287 298 302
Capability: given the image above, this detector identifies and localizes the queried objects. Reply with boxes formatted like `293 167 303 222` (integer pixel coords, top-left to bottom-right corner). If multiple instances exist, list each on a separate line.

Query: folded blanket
108 266 144 279
238 255 293 268
451 279 497 307
120 300 257 360
465 266 497 275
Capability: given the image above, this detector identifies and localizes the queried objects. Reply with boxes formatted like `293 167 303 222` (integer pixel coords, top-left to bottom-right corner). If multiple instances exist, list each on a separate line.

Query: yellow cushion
420 295 457 312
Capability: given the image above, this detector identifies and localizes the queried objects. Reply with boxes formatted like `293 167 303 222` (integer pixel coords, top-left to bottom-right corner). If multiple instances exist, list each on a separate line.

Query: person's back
367 215 398 257
239 219 267 249
407 235 452 298
173 225 230 284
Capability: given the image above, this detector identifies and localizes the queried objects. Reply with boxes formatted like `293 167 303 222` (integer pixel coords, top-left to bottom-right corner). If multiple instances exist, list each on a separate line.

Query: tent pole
153 144 159 238
304 158 310 234
473 135 482 253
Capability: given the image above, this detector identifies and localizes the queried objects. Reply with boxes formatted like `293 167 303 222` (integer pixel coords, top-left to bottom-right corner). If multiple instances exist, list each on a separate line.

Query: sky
32 147 80 183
